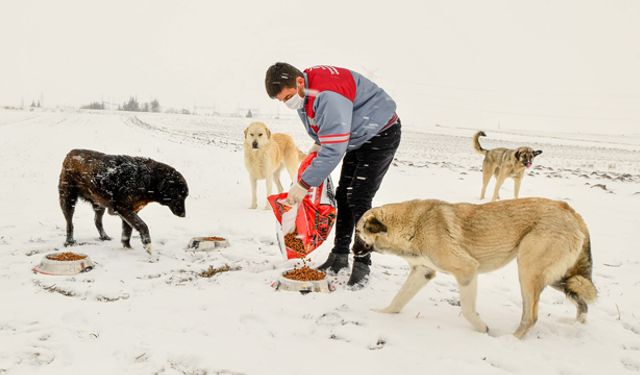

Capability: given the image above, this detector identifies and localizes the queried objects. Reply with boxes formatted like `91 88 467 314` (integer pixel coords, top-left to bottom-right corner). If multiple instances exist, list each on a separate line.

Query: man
265 63 401 287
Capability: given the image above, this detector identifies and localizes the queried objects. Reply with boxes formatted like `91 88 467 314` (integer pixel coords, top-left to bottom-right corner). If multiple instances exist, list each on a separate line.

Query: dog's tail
565 273 597 303
473 131 488 155
564 234 597 303
553 221 597 321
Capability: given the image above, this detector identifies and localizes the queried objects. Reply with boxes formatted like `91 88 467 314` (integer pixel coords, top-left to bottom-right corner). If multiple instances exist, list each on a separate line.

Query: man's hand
308 143 321 154
286 183 308 205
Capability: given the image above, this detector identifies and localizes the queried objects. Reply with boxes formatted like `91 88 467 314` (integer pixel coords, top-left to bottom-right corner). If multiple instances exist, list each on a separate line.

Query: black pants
332 120 401 264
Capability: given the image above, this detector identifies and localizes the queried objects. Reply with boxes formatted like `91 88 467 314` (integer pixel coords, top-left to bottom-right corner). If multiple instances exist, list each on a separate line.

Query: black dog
58 149 188 253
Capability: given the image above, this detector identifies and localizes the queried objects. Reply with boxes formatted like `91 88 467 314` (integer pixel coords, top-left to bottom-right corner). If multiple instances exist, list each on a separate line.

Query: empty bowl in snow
186 236 230 251
33 252 94 275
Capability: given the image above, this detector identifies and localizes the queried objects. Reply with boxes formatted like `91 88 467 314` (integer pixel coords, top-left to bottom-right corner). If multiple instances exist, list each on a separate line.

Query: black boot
347 260 370 288
317 252 349 274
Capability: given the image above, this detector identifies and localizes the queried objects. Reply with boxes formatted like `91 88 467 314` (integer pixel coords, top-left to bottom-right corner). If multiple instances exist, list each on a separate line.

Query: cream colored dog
353 198 596 339
243 122 305 209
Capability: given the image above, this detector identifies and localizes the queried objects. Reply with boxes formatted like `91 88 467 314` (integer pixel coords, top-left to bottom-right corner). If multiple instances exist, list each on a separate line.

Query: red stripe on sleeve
320 139 349 145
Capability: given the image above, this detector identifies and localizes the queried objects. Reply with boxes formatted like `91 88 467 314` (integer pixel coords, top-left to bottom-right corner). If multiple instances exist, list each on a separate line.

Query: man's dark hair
265 62 303 98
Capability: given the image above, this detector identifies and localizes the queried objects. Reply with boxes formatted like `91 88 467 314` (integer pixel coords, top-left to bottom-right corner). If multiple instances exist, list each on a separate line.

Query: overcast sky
1 0 639 133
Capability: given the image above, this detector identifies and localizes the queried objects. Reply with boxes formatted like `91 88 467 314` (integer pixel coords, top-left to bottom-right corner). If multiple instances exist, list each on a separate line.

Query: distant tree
30 100 36 108
150 99 160 113
81 102 105 110
37 101 41 108
246 109 253 118
142 102 149 112
121 97 140 112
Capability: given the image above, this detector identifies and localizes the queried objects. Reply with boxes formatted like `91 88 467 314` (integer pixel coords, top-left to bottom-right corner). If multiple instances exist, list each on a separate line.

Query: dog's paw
473 322 489 333
144 243 153 255
577 312 587 324
99 235 112 241
64 240 77 247
249 203 257 209
513 330 526 340
371 307 401 314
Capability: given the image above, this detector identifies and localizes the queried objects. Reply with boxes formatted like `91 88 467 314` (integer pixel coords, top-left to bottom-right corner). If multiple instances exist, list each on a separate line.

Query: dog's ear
243 127 249 139
365 217 387 234
534 150 543 156
266 127 272 139
514 149 521 160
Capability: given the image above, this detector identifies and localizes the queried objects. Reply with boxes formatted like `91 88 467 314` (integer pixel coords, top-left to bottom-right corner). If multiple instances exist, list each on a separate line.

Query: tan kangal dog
353 198 596 339
243 122 305 209
473 131 542 201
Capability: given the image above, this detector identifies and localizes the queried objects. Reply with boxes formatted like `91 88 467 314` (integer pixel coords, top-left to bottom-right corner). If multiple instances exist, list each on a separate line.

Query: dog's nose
252 141 258 149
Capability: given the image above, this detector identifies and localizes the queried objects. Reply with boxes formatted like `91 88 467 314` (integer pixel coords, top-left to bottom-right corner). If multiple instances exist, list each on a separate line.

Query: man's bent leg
317 151 357 273
347 123 401 286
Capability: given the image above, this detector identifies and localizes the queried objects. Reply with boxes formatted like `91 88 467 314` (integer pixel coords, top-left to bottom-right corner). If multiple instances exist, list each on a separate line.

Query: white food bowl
273 271 331 293
187 236 230 251
32 252 94 276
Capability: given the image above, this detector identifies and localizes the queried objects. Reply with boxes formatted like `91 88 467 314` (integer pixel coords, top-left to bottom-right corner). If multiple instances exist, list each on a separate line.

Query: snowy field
1 108 639 374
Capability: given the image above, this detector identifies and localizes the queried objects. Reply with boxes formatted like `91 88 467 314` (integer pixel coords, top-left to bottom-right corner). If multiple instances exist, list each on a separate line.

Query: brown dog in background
473 131 542 201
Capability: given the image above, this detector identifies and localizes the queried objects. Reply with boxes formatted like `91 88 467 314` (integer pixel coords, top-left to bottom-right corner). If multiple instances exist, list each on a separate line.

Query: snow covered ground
0 108 639 375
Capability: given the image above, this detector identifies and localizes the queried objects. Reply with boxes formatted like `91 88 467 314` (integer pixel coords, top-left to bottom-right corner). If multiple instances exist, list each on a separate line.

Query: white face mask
284 89 304 110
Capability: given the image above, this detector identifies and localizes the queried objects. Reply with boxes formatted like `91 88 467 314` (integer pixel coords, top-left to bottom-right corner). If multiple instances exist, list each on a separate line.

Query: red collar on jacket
303 65 356 120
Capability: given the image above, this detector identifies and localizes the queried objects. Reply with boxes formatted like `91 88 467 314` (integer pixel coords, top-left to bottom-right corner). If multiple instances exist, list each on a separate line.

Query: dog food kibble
46 252 87 261
283 265 326 281
203 236 226 241
284 232 306 254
